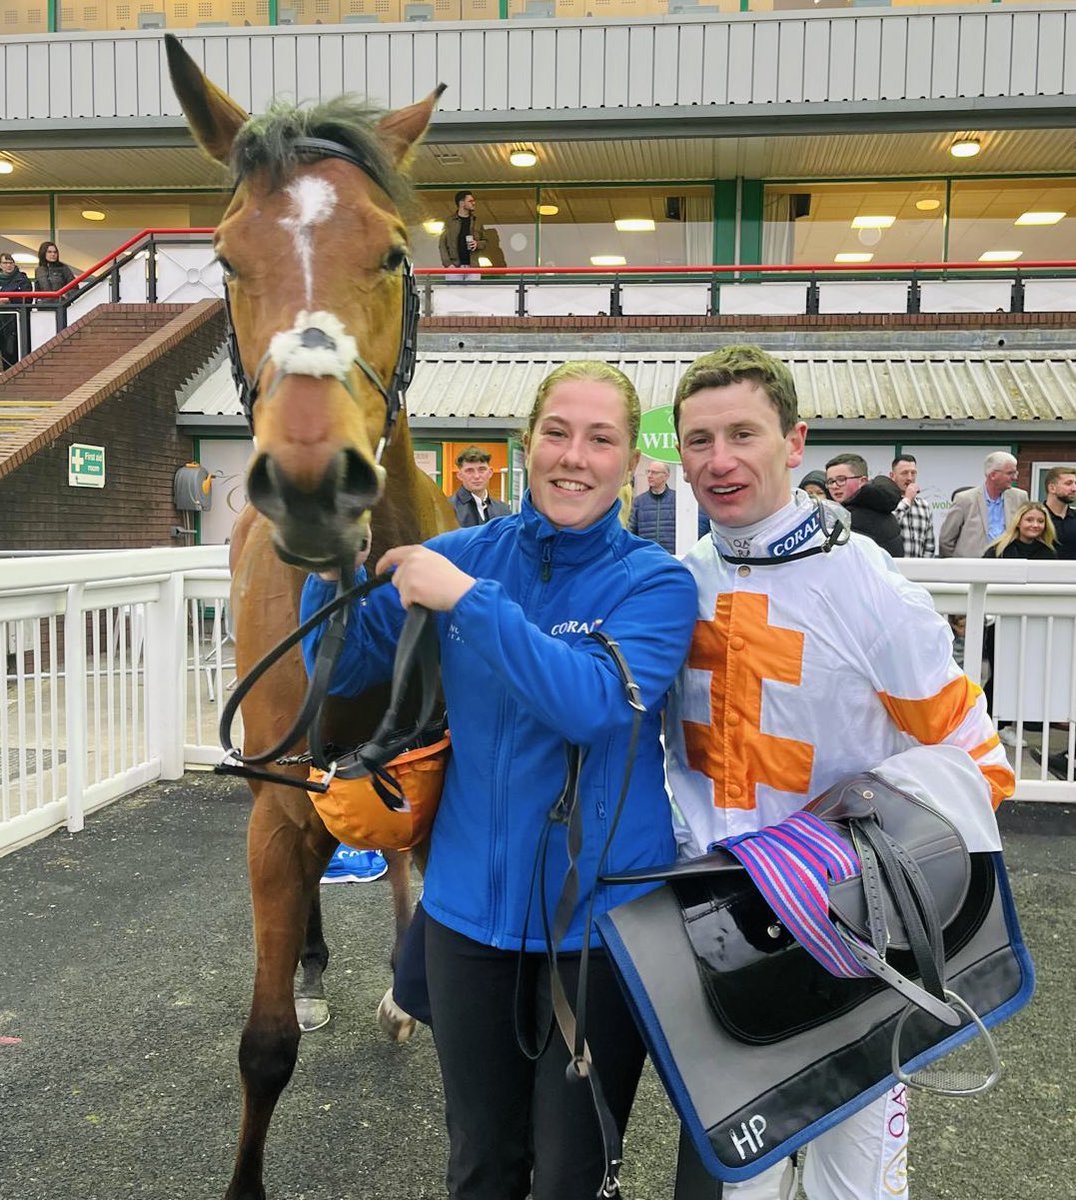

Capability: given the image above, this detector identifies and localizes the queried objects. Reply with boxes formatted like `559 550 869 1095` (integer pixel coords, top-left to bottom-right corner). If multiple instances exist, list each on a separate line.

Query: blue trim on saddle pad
597 851 1035 1183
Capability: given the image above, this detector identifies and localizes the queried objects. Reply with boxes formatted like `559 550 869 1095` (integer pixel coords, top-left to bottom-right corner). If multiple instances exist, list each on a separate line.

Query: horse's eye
382 247 406 273
217 256 237 282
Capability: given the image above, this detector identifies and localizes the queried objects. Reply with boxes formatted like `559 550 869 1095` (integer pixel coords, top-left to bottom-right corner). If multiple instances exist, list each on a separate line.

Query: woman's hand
377 545 475 611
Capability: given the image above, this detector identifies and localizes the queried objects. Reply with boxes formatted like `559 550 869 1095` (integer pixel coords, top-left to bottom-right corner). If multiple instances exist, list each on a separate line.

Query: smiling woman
299 356 697 1200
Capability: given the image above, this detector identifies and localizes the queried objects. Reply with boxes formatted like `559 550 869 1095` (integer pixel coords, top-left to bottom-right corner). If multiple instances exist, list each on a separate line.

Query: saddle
596 772 1034 1185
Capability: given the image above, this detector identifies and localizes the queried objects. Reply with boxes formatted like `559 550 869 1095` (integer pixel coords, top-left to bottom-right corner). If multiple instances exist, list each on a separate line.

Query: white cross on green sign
68 444 106 488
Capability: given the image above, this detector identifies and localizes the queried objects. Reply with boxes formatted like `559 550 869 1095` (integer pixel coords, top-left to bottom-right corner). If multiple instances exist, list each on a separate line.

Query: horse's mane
230 97 414 213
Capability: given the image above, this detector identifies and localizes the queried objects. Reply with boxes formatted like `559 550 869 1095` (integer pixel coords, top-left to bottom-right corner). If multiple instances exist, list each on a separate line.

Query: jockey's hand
316 527 373 582
377 544 475 611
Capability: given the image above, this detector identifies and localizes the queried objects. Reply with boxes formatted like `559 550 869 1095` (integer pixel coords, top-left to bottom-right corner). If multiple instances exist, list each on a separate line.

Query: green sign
638 404 680 464
68 443 105 488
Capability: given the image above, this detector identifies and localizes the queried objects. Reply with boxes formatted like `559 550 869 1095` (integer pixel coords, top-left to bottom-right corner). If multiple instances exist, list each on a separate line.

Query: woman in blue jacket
301 360 696 1200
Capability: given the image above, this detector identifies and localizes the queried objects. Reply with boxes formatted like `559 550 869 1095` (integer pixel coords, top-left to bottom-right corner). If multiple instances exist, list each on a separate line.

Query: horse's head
166 34 441 569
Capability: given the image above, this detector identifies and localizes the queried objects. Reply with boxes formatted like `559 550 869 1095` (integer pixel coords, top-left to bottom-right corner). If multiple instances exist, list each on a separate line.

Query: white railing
1 547 1073 854
1 546 230 854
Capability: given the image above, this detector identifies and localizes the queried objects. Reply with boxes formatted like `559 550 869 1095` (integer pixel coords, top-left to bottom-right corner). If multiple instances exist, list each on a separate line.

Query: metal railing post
147 234 159 303
907 277 921 314
805 279 820 315
708 273 720 316
609 277 622 317
1010 273 1025 314
110 258 121 302
516 274 527 318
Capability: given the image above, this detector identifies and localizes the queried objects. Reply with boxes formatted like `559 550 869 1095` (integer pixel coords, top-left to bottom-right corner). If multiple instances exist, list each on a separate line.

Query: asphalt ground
0 775 1072 1200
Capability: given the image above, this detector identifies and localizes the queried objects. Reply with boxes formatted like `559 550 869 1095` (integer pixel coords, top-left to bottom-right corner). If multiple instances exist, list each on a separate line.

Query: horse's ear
165 33 248 165
376 84 446 167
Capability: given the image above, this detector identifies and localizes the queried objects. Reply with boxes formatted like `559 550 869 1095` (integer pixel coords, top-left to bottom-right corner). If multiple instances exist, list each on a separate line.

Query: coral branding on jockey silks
767 511 822 558
549 618 603 636
729 1114 767 1160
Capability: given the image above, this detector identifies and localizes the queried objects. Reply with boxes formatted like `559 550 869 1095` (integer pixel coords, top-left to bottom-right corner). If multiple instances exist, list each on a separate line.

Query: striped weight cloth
714 811 871 979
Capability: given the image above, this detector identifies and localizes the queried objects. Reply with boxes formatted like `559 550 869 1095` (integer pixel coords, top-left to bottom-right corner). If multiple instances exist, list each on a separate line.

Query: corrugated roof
177 349 1076 425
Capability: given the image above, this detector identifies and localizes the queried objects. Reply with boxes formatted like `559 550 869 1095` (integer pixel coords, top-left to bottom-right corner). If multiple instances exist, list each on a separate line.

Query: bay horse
164 34 456 1200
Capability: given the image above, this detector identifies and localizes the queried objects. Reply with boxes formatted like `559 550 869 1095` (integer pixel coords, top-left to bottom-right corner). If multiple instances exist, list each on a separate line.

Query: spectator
449 445 510 527
939 451 1029 557
798 469 828 499
825 452 903 556
982 501 1058 561
437 190 487 271
889 453 936 557
0 252 31 369
1042 465 1076 560
33 240 77 296
628 461 707 554
948 613 967 669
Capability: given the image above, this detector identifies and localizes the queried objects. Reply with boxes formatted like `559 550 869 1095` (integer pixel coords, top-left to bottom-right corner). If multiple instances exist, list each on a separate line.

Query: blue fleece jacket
300 493 696 951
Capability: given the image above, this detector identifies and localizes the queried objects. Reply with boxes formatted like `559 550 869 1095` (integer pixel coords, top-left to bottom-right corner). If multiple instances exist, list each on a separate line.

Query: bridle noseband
221 135 420 463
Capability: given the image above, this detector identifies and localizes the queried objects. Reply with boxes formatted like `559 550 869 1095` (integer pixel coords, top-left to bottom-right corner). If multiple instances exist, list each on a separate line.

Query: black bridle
221 135 421 462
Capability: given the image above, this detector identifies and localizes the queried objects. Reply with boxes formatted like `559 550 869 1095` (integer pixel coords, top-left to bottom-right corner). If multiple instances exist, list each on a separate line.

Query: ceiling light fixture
422 219 445 236
834 253 874 263
509 147 538 168
850 215 895 229
477 256 492 268
950 138 981 159
978 250 1022 262
81 210 106 221
614 218 656 233
1015 211 1066 226
537 204 559 216
915 199 942 212
0 160 13 175
590 255 626 267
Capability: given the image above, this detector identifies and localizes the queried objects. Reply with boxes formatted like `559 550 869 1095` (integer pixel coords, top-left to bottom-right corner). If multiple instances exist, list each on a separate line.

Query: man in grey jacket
939 451 1029 557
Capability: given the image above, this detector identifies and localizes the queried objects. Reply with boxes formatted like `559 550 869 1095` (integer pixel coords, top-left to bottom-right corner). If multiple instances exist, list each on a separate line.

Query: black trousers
424 914 646 1200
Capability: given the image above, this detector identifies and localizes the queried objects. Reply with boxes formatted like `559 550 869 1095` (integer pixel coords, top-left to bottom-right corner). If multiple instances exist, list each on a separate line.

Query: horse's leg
294 884 330 1033
226 789 334 1200
376 847 419 1042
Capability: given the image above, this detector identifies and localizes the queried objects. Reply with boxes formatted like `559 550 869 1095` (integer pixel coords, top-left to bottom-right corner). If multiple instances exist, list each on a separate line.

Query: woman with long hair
983 501 1058 560
32 241 77 295
300 360 696 1200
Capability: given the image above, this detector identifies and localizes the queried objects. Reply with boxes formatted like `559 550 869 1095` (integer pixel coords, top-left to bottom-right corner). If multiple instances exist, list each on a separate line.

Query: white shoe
998 727 1024 750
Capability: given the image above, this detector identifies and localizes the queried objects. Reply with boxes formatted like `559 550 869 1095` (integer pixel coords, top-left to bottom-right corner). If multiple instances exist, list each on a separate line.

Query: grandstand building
1 6 1075 543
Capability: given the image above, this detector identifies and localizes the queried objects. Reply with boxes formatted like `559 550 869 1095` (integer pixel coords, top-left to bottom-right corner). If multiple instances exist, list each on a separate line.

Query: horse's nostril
336 449 382 518
247 454 286 520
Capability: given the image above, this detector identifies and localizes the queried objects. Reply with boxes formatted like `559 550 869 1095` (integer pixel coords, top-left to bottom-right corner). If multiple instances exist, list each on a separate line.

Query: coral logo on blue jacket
550 618 603 636
768 511 821 558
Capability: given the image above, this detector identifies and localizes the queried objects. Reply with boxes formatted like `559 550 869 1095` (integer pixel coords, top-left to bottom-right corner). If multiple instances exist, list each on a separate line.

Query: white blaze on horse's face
280 175 337 307
267 310 358 381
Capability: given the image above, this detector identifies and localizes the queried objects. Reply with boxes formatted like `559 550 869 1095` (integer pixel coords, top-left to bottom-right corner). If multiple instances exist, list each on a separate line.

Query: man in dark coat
825 453 904 557
450 445 510 527
0 252 31 369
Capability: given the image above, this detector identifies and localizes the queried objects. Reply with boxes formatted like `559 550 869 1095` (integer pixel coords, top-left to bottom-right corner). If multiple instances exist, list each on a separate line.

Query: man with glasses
450 445 510 527
825 452 903 556
628 461 708 555
939 451 1028 558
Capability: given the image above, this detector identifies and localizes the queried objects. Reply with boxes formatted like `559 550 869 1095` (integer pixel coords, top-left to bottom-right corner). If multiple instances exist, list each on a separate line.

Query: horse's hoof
377 987 417 1043
295 996 330 1033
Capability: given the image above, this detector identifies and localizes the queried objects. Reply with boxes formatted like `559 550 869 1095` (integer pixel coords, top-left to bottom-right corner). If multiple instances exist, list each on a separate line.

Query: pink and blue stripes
716 811 870 979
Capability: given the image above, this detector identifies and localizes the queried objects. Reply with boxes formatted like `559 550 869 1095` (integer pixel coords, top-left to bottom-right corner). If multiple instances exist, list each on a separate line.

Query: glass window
948 177 1076 266
0 196 53 276
54 193 229 271
537 186 713 268
411 188 538 269
762 181 946 266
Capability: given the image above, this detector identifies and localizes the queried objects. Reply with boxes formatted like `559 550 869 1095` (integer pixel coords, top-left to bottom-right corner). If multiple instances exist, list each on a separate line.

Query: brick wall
1017 442 1076 494
0 304 226 551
